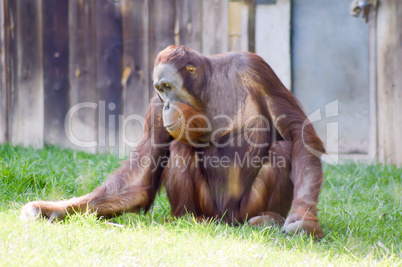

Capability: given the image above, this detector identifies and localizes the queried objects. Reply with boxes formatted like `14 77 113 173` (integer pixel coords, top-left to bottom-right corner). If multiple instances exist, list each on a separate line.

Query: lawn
0 144 401 266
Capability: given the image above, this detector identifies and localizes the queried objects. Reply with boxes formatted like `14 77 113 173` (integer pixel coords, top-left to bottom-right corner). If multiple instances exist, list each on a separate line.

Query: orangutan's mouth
164 116 183 131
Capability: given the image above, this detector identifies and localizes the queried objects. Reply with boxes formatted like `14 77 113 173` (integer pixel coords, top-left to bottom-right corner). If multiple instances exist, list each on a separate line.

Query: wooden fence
0 0 252 156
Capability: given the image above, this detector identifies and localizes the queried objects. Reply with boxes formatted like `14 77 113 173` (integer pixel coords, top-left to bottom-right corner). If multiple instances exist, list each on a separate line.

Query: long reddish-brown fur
21 45 325 238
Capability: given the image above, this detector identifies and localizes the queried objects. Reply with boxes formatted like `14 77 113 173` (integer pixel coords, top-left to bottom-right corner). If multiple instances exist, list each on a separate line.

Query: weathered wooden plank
68 0 97 153
176 0 202 52
368 1 378 161
247 0 256 53
0 0 6 143
8 0 44 147
240 3 249 52
202 0 229 55
228 1 249 52
43 0 69 146
149 0 175 97
120 0 149 157
255 0 291 88
95 0 122 154
5 0 16 144
229 1 241 51
376 0 402 165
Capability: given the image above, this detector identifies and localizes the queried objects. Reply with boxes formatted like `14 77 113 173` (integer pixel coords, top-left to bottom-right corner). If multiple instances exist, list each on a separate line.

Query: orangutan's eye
186 66 197 75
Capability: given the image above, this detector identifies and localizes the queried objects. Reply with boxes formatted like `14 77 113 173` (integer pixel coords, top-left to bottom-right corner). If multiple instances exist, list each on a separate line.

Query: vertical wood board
255 0 291 88
68 0 97 153
202 0 229 55
0 0 6 143
247 0 256 53
96 0 123 153
376 0 402 165
5 0 16 144
43 0 69 145
368 1 378 160
176 0 202 52
121 0 149 156
9 0 44 147
149 0 175 98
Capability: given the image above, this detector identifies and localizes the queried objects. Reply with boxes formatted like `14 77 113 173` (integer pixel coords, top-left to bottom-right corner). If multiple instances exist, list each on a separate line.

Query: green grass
0 144 401 266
